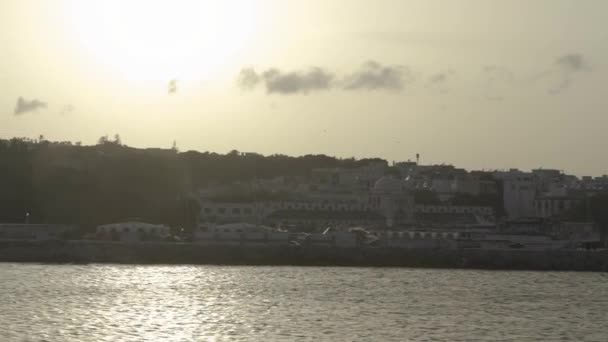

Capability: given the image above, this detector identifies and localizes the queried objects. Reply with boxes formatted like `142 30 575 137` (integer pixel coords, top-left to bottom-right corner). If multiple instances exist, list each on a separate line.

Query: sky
1 0 607 176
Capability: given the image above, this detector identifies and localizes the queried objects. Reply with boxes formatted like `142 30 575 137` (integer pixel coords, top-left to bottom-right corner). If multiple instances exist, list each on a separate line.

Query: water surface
0 264 606 341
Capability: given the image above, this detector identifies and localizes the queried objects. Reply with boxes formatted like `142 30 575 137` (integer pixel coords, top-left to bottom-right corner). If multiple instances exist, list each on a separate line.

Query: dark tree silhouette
0 137 387 232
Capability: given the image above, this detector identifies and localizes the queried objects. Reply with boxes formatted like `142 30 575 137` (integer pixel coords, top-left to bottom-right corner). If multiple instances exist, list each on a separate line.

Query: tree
0 136 389 227
97 135 109 145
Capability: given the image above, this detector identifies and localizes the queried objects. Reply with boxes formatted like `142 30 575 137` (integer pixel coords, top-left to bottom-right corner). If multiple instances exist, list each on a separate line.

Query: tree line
0 137 385 230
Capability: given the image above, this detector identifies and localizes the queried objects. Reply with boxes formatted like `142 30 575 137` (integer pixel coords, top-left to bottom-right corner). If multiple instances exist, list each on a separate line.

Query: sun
67 0 259 83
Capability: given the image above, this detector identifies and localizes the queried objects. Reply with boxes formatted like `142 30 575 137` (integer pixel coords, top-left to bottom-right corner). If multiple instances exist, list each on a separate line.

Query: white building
194 222 289 246
198 175 415 228
414 204 493 216
96 222 170 242
534 194 578 218
199 201 260 223
383 230 460 249
369 175 414 227
452 172 498 196
494 170 537 219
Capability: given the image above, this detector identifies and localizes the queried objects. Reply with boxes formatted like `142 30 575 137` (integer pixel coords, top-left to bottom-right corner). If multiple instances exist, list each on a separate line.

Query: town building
197 174 415 229
494 169 537 219
194 222 289 246
96 222 170 242
533 188 583 218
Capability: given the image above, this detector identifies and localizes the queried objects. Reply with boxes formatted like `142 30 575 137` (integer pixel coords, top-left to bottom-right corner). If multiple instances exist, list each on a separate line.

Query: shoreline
0 240 607 272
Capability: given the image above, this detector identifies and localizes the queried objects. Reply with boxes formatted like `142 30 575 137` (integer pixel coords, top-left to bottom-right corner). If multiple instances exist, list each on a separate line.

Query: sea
0 264 606 341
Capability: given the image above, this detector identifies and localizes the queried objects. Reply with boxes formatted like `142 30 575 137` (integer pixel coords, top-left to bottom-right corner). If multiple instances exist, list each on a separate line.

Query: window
244 208 252 215
232 208 241 214
218 208 226 214
204 208 212 213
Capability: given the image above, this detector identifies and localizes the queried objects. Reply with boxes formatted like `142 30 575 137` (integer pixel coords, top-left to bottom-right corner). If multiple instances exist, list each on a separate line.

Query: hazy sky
1 0 607 175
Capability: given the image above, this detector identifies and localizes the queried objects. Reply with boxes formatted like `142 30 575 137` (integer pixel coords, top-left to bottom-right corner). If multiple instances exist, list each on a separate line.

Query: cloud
237 68 260 90
237 67 333 94
548 53 590 95
556 54 588 72
343 60 410 91
262 67 334 94
238 61 413 94
426 70 454 93
14 97 47 115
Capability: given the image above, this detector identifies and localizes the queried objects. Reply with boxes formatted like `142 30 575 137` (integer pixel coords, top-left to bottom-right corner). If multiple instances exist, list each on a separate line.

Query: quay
0 240 607 272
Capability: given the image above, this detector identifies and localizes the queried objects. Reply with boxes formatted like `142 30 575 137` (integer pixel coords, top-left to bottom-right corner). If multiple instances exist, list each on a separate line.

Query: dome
373 175 405 194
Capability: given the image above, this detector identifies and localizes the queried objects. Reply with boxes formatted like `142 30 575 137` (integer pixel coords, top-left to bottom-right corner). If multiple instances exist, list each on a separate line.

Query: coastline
1 240 607 271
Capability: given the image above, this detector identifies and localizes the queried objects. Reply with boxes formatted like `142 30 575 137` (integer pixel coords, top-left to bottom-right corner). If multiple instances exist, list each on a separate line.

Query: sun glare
67 0 258 83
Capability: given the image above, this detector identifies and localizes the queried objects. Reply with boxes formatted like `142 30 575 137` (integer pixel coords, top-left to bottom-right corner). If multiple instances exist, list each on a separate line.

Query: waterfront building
306 231 360 248
414 204 493 216
580 175 608 191
370 175 414 227
198 201 260 224
96 222 170 242
194 222 289 246
382 230 460 249
412 204 495 229
533 189 581 218
197 174 415 229
500 218 544 234
494 169 537 219
453 171 498 196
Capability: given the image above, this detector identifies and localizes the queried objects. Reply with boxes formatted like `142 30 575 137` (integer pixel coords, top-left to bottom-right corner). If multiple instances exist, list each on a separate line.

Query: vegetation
0 137 386 231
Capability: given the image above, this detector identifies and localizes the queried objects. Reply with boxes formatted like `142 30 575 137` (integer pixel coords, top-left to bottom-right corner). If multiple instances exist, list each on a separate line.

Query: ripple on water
0 264 607 341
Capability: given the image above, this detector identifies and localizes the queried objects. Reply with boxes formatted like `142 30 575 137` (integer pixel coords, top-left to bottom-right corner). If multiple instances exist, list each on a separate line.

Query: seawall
0 240 607 271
